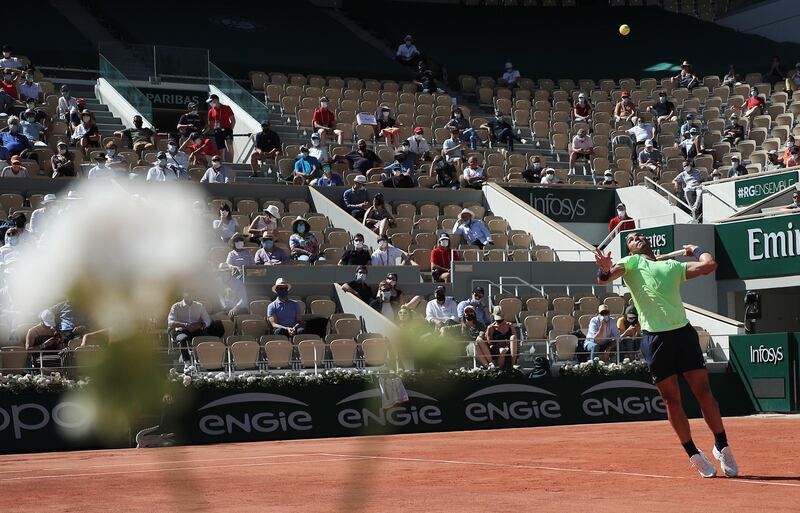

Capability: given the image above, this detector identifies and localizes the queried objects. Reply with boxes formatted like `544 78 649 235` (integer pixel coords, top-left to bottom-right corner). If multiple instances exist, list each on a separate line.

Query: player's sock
682 439 700 457
713 430 728 451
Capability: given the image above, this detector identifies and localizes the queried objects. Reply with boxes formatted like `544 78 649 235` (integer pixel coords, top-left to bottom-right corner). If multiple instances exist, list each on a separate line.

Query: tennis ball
619 24 631 36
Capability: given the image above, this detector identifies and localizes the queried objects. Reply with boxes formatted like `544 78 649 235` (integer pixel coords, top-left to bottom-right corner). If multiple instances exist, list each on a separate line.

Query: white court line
315 453 800 489
0 456 362 483
0 452 312 475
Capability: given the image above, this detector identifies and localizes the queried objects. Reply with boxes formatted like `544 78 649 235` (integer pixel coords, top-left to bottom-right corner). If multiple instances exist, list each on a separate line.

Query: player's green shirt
618 254 689 333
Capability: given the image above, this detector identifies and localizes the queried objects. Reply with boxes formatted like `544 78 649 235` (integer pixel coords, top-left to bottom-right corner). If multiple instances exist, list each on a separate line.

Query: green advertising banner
504 187 616 223
715 212 800 280
728 333 796 412
734 170 798 207
619 225 675 257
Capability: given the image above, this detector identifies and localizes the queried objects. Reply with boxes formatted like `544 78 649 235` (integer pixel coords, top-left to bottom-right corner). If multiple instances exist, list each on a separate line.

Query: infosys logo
0 401 91 440
336 388 442 429
197 393 313 435
464 384 561 423
581 380 665 417
750 344 784 365
530 193 586 220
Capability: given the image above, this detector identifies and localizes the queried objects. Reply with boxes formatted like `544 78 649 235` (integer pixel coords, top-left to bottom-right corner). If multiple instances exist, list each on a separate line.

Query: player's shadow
733 475 800 482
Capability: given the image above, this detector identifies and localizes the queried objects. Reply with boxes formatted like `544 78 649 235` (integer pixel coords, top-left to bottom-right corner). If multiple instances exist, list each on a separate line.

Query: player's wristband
597 268 611 281
692 247 710 259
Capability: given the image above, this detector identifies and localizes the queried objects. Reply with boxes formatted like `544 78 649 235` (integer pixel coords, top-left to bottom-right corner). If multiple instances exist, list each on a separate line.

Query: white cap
354 175 367 183
264 205 280 218
271 277 292 293
459 208 475 218
644 139 653 147
40 309 56 328
42 194 56 204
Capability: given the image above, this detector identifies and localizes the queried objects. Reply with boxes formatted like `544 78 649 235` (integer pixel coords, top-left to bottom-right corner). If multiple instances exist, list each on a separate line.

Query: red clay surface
0 416 798 512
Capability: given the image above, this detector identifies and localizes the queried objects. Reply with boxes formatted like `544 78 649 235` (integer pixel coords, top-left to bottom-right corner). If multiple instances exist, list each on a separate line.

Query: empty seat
335 318 361 338
310 299 336 316
194 341 226 371
523 315 547 340
554 334 578 361
329 338 357 367
264 340 293 369
361 338 389 366
230 341 261 370
240 320 267 338
297 339 325 368
551 315 575 332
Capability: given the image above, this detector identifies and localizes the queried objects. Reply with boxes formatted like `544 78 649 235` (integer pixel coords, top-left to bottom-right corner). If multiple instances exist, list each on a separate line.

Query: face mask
82 116 90 122
455 113 462 119
320 102 328 108
601 314 610 321
414 134 422 140
62 91 70 97
191 110 198 115
25 75 33 83
378 240 388 249
659 97 667 103
382 291 392 300
277 288 289 299
354 240 364 249
301 152 309 158
158 158 167 167
683 165 692 172
211 101 219 108
168 144 176 153
234 241 244 250
750 91 756 97
440 239 449 248
297 224 306 234
393 168 402 176
546 172 554 178
262 239 274 249
617 209 626 216
358 145 366 151
465 314 476 321
311 140 320 147
212 162 221 169
9 125 18 133
382 111 389 118
435 292 446 301
182 295 193 304
356 273 366 282
107 148 117 157
2 52 10 58
7 236 18 246
532 162 541 170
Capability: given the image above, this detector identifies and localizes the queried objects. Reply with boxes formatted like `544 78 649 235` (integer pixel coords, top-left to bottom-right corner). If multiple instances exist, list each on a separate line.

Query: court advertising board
715 212 800 280
619 225 675 257
734 170 798 207
728 333 797 413
504 187 616 223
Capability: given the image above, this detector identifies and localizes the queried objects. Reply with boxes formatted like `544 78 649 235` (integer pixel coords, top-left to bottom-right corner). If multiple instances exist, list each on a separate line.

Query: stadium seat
230 341 261 370
329 338 357 367
194 342 227 371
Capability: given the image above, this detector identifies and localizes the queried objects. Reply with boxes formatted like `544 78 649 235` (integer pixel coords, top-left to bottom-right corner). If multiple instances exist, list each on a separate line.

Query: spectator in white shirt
460 155 486 189
396 35 420 67
213 204 240 242
146 151 180 182
406 127 431 161
18 68 43 104
200 155 230 183
425 285 459 328
371 234 409 266
168 291 211 372
627 118 655 149
30 193 56 235
87 154 115 180
0 46 21 69
501 62 520 88
569 128 594 171
540 167 558 185
308 132 328 164
442 130 466 172
165 138 188 176
57 85 78 123
672 160 704 214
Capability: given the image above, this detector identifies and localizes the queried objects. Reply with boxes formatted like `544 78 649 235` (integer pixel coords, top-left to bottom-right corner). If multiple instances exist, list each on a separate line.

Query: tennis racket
656 248 688 260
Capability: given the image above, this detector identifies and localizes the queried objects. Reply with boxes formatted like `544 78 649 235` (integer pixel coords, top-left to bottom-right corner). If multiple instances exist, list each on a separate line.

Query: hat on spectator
731 155 740 161
57 141 67 148
187 102 198 109
156 151 167 159
271 277 292 293
598 304 610 314
42 194 56 205
261 230 274 240
645 139 653 147
658 90 667 96
206 94 219 103
354 174 367 183
463 305 476 314
730 113 738 119
621 90 630 97
492 305 505 321
10 155 21 164
320 96 329 102
264 205 280 219
291 216 310 234
686 113 694 119
616 203 626 209
211 154 222 161
711 169 721 177
626 310 638 322
604 170 613 177
414 126 424 134
261 119 270 126
690 127 698 134
438 233 450 242
94 153 106 161
311 132 320 139
545 167 555 174
578 93 586 99
768 149 778 155
459 208 475 218
40 309 56 328
681 60 691 67
473 286 485 294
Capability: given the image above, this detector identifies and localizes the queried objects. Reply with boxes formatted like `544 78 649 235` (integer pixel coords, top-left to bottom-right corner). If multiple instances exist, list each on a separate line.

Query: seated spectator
461 305 488 364
181 131 217 168
165 138 188 177
1 116 31 158
727 155 748 178
407 127 431 161
30 193 56 235
572 93 592 125
168 291 211 372
0 139 7 162
370 280 397 319
648 91 676 127
638 139 662 178
205 94 236 159
376 106 401 147
569 128 593 171
460 155 486 189
212 203 239 242
671 61 699 89
105 141 128 169
0 90 14 117
114 115 155 163
540 167 559 185
601 170 619 187
396 35 421 67
738 88 765 125
57 85 78 123
608 203 635 234
444 107 483 151
673 160 704 214
0 68 19 100
430 155 459 190
784 191 800 210
679 112 697 137
51 141 76 177
382 149 414 177
255 232 289 266
87 153 115 180
414 61 443 94
146 151 181 182
679 127 714 162
248 204 280 240
177 102 204 141
452 208 492 248
0 45 22 70
766 56 786 87
616 305 641 359
784 135 797 165
267 278 304 337
50 298 91 345
709 169 722 181
20 109 45 144
522 155 544 182
289 217 324 263
430 234 459 283
627 118 654 148
339 139 381 174
312 96 342 145
441 130 466 172
456 286 490 325
293 146 321 184
343 175 370 220
224 234 255 288
384 272 423 312
250 119 281 176
381 166 414 188
786 63 800 99
765 150 785 172
786 147 800 168
200 155 230 183
339 233 372 266
70 110 100 154
1 155 28 177
26 310 65 362
481 111 525 152
614 91 637 125
425 285 459 328
342 265 373 303
722 114 745 145
584 304 620 361
501 62 520 88
371 234 409 266
24 97 50 127
0 227 21 272
363 193 396 237
722 64 739 88
476 306 518 369
308 132 328 164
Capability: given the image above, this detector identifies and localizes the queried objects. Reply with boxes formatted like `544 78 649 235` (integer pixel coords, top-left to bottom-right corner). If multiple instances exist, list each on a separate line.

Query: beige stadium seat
194 341 226 371
523 315 547 340
552 296 574 315
362 338 389 366
554 334 578 361
265 340 293 369
2 346 29 373
498 298 522 321
297 339 325 368
230 341 260 370
578 296 601 316
526 298 549 316
551 314 575 333
604 296 626 315
578 315 593 335
335 318 361 338
240 320 267 338
310 299 336 316
329 339 357 367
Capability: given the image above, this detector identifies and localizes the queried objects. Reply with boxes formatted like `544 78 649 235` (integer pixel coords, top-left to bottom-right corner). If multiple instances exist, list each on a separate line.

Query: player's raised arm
682 244 717 280
594 248 625 284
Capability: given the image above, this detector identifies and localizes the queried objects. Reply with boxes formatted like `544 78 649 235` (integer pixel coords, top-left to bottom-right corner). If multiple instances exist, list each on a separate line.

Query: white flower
182 376 192 386
215 372 227 381
246 376 256 384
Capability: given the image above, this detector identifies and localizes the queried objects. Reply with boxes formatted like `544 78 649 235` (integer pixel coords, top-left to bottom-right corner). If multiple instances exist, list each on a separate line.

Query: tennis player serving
595 233 737 478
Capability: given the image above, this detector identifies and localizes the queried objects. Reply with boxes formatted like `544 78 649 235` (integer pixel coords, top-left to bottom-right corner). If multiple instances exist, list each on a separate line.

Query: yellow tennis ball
619 24 631 36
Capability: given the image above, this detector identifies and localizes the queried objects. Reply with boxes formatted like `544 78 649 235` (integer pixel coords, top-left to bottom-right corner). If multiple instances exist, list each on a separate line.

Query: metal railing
644 176 699 222
473 278 623 304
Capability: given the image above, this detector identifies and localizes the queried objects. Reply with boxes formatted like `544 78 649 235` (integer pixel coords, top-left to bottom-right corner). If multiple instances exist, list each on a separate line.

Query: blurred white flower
182 375 192 386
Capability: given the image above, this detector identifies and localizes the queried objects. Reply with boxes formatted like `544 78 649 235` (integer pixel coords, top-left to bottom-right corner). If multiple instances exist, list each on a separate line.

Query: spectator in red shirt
572 93 592 126
430 234 459 283
312 96 342 145
180 131 217 167
0 69 20 100
205 94 235 160
738 87 765 129
608 203 635 235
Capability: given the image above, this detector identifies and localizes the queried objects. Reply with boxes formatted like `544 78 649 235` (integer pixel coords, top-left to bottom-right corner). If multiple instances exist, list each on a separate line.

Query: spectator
363 193 396 237
616 305 641 359
87 154 114 180
381 163 414 189
407 127 431 161
70 109 100 155
444 107 483 151
709 169 722 181
727 155 748 178
114 115 155 163
601 170 619 187
396 35 421 67
164 138 188 177
481 111 525 152
212 203 239 242
672 61 699 89
786 62 800 98
168 291 211 372
376 106 401 146
722 114 745 146
0 45 22 70
57 85 78 123
224 233 255 286
69 99 88 130
648 91 676 128
1 116 31 158
627 118 655 149
414 61 443 94
308 132 328 164
456 286 490 325
313 166 344 187
430 154 459 190
25 310 64 359
382 148 414 177
0 138 7 162
608 203 635 234
0 90 14 117
738 87 765 125
19 68 43 104
312 96 342 145
255 232 289 266
339 233 372 266
425 285 459 328
181 131 217 168
501 62 520 88
569 128 594 171
205 94 235 159
50 141 75 177
522 155 544 182
371 234 409 266
146 151 176 182
784 191 800 210
23 97 50 127
614 90 637 125
441 130 466 172
342 265 374 302
722 64 740 88
343 174 370 220
784 135 796 165
584 304 620 361
339 139 381 174
673 160 704 214
430 234 459 283
540 167 559 185
1 155 28 177
461 305 488 365
765 56 786 87
248 204 280 241
104 141 128 170
572 93 592 125
765 150 785 172
384 272 424 313
250 119 281 176
293 146 320 184
200 155 230 183
177 102 204 141
460 155 487 189
30 193 56 235
370 280 397 319
289 217 324 263
0 227 21 272
786 146 800 168
679 127 714 162
476 306 518 369
0 68 19 100
452 208 492 248
638 139 662 178
267 278 304 337
49 299 92 345
679 112 697 137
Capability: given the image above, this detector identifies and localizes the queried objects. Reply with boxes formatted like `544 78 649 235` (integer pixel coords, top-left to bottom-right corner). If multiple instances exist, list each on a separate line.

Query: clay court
0 415 798 512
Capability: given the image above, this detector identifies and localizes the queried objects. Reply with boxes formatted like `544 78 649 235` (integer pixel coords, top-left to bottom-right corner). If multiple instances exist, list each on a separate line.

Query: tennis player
595 233 737 478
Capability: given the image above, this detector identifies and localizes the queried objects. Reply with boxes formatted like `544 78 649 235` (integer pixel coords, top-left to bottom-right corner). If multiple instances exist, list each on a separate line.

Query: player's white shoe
689 450 716 478
712 446 738 477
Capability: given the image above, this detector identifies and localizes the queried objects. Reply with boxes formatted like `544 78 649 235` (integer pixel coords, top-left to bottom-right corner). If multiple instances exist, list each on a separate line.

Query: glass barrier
208 61 268 122
99 54 153 123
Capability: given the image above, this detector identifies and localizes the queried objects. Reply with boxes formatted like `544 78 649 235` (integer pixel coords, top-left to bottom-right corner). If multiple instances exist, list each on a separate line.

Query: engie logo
197 393 313 436
581 380 665 417
337 389 441 429
530 193 586 221
750 344 784 365
0 401 91 440
464 384 561 423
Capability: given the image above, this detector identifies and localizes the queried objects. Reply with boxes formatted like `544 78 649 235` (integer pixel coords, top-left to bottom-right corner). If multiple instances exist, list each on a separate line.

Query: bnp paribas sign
715 213 800 279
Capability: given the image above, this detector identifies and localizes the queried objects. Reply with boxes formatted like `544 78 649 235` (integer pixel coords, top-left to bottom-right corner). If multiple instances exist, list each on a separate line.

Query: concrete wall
309 187 379 249
208 84 261 163
95 78 153 128
615 185 692 227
